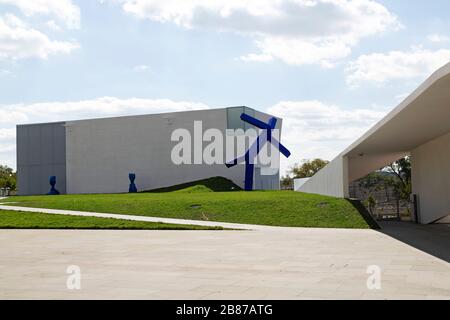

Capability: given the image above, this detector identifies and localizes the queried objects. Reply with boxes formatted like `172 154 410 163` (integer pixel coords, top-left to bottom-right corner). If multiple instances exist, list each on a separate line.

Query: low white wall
297 155 348 198
412 131 450 224
294 178 309 191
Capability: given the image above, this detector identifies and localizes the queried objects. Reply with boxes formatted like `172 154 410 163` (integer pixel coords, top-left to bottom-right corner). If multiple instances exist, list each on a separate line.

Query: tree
358 172 386 198
356 157 412 202
290 159 330 179
364 196 377 216
384 156 411 200
0 165 16 191
280 175 294 190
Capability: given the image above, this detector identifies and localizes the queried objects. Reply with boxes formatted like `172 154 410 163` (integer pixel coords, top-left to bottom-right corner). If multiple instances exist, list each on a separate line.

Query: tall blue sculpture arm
225 155 245 168
241 114 279 142
240 114 274 130
267 117 277 130
271 137 292 158
226 112 292 191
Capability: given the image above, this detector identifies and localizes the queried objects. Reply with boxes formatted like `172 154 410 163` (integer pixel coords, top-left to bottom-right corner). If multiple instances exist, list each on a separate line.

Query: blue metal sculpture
47 176 60 195
226 113 291 191
129 173 138 193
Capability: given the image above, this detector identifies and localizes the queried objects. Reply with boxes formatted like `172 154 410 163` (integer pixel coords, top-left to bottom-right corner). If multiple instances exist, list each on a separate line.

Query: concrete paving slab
0 228 449 300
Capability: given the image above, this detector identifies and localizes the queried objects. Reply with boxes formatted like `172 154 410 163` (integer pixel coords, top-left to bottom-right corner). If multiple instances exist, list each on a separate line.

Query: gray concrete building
17 107 282 195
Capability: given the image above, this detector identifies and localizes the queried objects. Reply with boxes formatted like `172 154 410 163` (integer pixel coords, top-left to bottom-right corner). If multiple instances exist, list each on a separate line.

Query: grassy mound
173 185 214 193
144 176 242 193
2 191 371 229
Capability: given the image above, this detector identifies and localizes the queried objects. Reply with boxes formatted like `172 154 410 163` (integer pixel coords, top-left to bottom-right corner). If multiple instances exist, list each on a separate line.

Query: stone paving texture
1 226 449 300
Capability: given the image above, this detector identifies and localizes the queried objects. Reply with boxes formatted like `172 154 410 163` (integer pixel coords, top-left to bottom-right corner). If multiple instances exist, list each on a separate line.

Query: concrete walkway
0 203 310 231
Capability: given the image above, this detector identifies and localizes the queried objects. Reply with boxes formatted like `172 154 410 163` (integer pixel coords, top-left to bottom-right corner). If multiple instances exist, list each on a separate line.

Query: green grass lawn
1 191 370 229
0 210 223 230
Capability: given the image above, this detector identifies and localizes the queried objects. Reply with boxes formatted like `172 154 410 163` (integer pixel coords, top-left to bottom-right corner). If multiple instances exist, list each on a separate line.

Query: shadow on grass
346 199 381 230
142 177 242 193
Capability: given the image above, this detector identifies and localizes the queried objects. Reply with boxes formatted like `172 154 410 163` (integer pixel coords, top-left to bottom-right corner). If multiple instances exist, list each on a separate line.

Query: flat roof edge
16 121 66 128
15 106 274 127
341 62 450 157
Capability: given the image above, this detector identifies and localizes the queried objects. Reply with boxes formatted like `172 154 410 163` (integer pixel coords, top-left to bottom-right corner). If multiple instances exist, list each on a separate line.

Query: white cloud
0 128 16 169
116 0 400 67
346 47 450 86
0 128 15 150
1 97 211 125
0 0 80 29
428 34 450 44
46 20 62 31
0 14 79 60
245 37 351 68
0 128 15 140
133 64 151 72
239 53 273 63
267 100 386 173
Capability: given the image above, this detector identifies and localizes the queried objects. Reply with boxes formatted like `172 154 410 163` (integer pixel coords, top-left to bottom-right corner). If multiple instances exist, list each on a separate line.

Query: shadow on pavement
379 221 450 263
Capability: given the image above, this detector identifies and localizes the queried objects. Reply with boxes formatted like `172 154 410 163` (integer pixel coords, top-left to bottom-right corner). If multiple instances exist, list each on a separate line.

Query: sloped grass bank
2 191 370 229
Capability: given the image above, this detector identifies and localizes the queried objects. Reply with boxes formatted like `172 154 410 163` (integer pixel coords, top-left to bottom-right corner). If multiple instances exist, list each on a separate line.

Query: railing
368 199 413 221
0 188 11 197
349 186 413 221
349 186 400 203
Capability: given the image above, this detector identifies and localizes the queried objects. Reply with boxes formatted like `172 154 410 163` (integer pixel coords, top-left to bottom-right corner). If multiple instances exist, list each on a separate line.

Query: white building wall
411 131 450 224
294 178 310 191
297 155 349 198
65 109 246 194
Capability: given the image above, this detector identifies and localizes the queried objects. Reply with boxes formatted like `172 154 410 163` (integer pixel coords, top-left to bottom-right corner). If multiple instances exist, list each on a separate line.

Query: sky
1 0 450 175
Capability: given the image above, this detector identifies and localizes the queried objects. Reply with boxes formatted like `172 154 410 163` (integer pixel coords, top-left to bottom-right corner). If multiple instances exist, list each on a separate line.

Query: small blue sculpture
47 176 60 195
129 173 138 193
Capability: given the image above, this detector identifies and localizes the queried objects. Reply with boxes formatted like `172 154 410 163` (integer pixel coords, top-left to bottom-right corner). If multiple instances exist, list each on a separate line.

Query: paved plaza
1 224 449 300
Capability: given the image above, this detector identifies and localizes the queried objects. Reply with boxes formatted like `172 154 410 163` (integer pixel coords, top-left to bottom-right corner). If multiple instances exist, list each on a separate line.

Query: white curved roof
344 63 450 158
298 62 450 199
